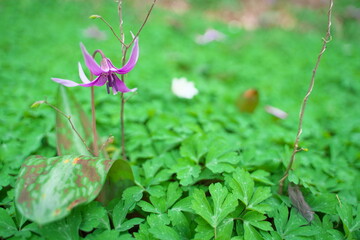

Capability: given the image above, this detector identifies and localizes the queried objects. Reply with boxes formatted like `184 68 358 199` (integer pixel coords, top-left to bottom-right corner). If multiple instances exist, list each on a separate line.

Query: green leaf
271 204 317 239
251 170 274 185
228 168 254 206
205 138 239 173
56 86 92 156
119 218 144 232
248 187 272 208
166 182 183 209
310 215 344 239
38 209 81 240
217 218 235 240
180 135 208 164
168 209 191 239
15 155 114 224
194 217 214 240
172 196 193 213
113 195 144 232
307 193 338 215
244 222 263 240
242 211 273 231
149 224 181 240
108 159 134 182
84 229 120 240
146 213 172 238
173 158 201 186
0 208 17 238
80 201 109 232
192 183 238 228
192 189 214 226
228 168 271 213
122 186 144 211
337 203 360 238
138 201 159 214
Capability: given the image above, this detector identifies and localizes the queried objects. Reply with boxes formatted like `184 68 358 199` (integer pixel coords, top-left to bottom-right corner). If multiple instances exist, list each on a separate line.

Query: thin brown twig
98 16 126 47
99 135 114 153
127 0 157 47
44 101 94 155
278 0 333 194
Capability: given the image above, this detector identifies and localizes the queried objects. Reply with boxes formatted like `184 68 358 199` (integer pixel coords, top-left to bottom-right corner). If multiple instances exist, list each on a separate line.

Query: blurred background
1 0 360 193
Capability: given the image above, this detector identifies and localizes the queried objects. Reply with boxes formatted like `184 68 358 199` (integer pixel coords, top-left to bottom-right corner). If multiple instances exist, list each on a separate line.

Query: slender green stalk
91 86 99 156
116 0 157 160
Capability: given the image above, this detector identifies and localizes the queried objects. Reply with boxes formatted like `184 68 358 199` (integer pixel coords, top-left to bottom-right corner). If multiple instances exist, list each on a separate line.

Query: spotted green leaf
56 86 92 156
15 155 114 224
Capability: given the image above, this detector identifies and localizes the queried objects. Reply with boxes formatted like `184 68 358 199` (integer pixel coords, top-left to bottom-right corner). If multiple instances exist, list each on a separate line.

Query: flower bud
31 100 45 108
89 15 101 19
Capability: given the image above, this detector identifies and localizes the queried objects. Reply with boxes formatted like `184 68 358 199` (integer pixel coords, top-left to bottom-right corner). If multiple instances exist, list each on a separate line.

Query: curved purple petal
80 43 103 76
115 38 139 74
112 74 137 93
52 75 108 88
78 62 90 83
51 78 81 87
78 75 108 87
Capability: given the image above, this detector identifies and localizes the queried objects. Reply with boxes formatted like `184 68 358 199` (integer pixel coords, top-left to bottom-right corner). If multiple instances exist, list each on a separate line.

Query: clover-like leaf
270 204 317 239
0 208 17 238
15 155 114 224
192 183 238 228
228 168 254 206
228 168 272 213
337 203 360 238
205 138 239 174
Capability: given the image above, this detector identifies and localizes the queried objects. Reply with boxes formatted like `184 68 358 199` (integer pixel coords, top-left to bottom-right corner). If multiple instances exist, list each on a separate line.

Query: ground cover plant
1 0 360 239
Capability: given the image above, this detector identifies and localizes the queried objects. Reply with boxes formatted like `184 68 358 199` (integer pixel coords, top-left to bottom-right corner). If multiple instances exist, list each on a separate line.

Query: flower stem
278 0 333 194
117 0 157 160
120 93 127 160
91 86 99 156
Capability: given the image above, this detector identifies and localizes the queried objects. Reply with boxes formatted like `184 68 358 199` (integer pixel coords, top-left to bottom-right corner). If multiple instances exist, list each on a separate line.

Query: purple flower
52 38 139 94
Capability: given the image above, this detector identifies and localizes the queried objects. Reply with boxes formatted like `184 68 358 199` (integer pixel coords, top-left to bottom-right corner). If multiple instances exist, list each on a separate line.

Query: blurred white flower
195 29 226 45
171 77 199 99
265 105 288 119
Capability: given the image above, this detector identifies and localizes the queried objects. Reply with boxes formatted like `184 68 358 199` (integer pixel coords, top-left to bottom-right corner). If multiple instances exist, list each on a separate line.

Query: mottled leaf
15 155 114 224
56 86 92 155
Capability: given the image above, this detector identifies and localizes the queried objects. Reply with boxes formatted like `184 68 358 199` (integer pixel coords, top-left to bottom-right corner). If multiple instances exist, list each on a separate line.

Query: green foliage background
0 0 360 239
